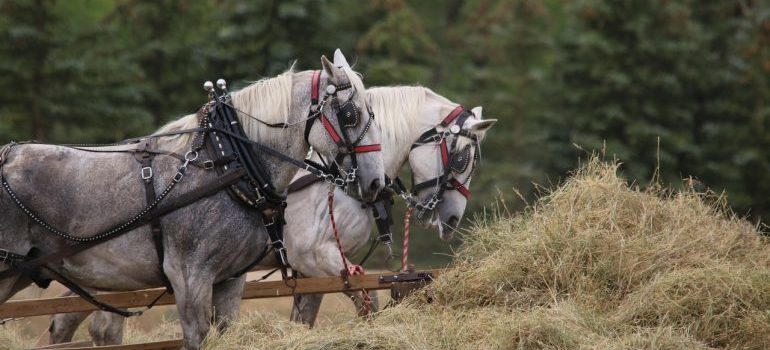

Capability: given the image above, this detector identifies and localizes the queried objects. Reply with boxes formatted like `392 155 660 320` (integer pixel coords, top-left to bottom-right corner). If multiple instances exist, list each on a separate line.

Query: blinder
449 144 472 174
337 94 361 128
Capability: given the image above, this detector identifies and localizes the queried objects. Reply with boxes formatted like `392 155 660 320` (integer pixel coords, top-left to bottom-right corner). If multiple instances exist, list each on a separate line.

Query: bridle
405 106 480 220
303 70 381 189
288 105 482 267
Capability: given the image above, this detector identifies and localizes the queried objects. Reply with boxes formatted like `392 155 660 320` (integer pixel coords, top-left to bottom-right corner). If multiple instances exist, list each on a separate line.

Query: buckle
276 247 288 266
203 160 215 170
271 240 288 265
173 171 184 183
345 167 358 183
377 233 393 244
141 167 153 180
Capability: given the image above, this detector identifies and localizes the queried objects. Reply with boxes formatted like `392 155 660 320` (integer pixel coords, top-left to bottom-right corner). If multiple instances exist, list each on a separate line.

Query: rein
326 185 372 315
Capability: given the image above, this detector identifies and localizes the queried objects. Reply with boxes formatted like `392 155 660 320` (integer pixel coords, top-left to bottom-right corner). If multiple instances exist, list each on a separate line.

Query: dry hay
2 158 768 349
206 158 770 349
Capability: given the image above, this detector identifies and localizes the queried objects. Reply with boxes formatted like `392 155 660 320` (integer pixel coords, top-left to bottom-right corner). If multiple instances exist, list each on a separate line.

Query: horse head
409 105 496 241
306 50 385 202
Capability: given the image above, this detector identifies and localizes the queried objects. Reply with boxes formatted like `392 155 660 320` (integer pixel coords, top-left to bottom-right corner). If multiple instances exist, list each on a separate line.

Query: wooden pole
1 269 441 318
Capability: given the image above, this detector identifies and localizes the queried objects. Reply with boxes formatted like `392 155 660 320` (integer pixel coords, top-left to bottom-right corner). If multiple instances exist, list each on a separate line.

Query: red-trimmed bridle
408 105 479 219
304 70 381 187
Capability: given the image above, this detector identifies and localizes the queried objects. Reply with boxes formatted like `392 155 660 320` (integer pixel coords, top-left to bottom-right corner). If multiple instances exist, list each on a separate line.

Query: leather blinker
338 98 360 128
449 144 472 174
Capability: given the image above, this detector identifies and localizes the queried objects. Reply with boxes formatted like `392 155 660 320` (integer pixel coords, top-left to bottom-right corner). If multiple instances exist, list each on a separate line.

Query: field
3 157 770 349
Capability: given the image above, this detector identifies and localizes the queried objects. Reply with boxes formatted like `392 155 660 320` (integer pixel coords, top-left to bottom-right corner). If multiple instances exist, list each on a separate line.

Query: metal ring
185 151 199 162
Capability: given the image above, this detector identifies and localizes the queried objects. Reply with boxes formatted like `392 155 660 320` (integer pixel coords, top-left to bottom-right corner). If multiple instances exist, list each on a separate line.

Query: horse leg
289 272 323 326
167 270 215 350
343 289 380 317
211 275 245 333
48 291 92 344
88 310 124 346
290 293 323 326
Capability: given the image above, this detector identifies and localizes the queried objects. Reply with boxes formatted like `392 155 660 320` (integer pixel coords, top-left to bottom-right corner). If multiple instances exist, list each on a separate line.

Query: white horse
1 50 384 350
286 86 496 324
49 85 496 344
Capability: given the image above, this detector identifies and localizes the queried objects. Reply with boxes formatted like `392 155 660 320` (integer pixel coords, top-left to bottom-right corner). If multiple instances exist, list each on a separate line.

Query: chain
0 151 194 243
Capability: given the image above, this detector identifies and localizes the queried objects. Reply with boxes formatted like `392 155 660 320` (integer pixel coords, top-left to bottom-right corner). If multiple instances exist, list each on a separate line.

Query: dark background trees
1 0 768 267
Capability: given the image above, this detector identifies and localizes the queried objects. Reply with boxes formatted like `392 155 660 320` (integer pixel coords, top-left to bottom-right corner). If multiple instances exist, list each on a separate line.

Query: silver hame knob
203 81 214 92
216 79 227 90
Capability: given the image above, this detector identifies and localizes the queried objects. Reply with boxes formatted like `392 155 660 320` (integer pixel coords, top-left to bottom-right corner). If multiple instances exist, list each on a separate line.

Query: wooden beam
1 269 441 318
31 340 94 349
49 339 183 350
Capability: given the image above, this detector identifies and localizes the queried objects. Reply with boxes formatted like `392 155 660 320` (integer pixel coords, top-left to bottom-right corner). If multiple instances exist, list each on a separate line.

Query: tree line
1 0 768 265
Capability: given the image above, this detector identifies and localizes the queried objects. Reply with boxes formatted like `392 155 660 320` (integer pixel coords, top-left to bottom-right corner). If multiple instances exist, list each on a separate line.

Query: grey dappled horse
0 51 384 350
50 86 496 343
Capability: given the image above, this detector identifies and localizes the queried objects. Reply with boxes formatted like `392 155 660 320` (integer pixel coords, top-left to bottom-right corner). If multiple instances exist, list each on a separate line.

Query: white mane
367 86 458 147
366 86 459 176
154 69 295 152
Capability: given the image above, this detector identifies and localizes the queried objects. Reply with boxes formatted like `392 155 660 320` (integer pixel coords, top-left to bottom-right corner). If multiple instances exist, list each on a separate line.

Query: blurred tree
0 0 149 142
104 0 218 127
539 0 770 219
213 0 363 87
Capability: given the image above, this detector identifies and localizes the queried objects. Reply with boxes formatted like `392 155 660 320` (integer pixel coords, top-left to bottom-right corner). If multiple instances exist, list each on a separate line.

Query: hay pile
208 159 767 349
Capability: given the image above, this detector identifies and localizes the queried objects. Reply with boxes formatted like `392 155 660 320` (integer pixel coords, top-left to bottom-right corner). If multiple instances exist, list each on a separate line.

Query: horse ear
333 49 351 69
465 118 497 139
471 106 483 117
321 55 340 84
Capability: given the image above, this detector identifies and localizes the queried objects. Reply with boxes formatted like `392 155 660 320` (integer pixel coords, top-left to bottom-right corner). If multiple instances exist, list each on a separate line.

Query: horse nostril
369 178 382 193
448 216 460 229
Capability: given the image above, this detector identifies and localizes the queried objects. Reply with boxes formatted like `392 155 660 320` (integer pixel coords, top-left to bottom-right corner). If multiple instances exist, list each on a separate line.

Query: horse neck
377 88 457 178
231 72 312 193
153 71 312 194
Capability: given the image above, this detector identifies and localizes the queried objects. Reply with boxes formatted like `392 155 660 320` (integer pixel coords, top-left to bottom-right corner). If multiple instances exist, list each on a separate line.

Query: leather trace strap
136 141 174 295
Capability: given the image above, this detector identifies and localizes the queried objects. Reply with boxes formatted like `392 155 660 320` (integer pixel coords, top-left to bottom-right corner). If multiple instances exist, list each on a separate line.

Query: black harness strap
0 168 247 281
42 265 139 317
287 173 323 193
357 189 395 266
135 141 174 295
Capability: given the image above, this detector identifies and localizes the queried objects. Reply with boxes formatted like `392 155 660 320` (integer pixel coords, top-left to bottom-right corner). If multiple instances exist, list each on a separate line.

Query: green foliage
0 0 769 265
539 0 770 218
0 0 150 142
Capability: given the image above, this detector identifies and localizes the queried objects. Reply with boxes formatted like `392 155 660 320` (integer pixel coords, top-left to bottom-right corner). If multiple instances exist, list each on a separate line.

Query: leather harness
0 72 379 317
286 105 480 266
